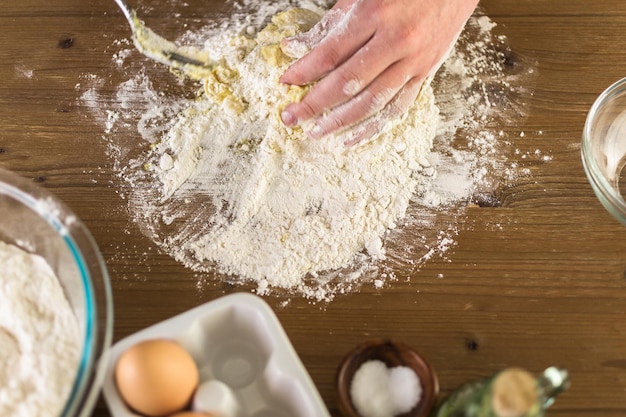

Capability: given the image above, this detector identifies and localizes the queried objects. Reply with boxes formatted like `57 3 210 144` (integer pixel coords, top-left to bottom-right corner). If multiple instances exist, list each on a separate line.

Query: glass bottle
432 367 570 417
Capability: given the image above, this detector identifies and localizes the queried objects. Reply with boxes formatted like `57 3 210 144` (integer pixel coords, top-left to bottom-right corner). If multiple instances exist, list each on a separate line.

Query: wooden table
2 0 626 416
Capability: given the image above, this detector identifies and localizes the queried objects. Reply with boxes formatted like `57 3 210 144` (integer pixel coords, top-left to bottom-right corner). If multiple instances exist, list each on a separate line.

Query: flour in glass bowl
81 0 539 301
0 241 81 417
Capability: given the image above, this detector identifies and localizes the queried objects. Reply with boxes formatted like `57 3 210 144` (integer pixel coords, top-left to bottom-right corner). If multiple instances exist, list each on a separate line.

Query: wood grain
2 0 626 416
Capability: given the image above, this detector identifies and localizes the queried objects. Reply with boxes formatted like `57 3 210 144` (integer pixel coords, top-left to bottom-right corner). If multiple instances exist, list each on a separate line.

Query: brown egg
115 339 199 417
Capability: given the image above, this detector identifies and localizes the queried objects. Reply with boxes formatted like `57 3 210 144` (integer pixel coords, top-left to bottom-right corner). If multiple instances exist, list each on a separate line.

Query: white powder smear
80 2 541 301
0 242 81 417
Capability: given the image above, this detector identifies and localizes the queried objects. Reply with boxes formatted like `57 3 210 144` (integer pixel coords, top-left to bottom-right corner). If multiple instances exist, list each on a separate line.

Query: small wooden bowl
336 339 439 417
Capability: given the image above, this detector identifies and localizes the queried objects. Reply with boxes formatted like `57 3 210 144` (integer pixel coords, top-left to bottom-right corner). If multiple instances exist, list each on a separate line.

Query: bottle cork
491 368 538 417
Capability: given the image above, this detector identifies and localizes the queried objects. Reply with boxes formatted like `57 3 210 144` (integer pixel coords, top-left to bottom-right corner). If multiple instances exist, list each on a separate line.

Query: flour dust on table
80 0 541 301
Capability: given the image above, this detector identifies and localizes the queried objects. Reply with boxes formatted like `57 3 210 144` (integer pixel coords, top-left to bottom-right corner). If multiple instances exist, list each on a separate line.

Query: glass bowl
0 167 113 417
582 77 626 225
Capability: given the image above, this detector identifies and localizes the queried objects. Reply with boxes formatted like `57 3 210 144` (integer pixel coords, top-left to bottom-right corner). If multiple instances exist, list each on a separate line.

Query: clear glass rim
581 77 626 225
0 168 114 417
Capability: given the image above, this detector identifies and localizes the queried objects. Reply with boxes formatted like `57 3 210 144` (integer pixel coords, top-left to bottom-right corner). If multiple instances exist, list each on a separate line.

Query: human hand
280 0 480 145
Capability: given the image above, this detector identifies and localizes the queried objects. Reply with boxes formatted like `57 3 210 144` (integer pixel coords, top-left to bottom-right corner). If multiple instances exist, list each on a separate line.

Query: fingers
305 59 417 139
288 53 423 139
282 41 382 126
277 0 476 145
279 0 361 66
280 8 346 60
281 35 395 129
280 0 422 136
280 6 373 88
344 77 424 146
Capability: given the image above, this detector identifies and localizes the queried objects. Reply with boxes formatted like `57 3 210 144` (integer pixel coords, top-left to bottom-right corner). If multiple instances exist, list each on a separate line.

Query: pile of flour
81 0 540 300
0 241 81 417
140 8 440 295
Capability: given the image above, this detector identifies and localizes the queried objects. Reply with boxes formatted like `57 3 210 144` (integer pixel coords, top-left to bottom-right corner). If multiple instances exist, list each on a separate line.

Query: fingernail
307 124 325 140
281 38 310 60
281 109 297 126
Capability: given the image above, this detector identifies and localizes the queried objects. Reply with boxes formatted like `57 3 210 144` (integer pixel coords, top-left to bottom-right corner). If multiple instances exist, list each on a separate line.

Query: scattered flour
80 1 540 300
15 65 35 79
0 242 81 417
132 7 441 295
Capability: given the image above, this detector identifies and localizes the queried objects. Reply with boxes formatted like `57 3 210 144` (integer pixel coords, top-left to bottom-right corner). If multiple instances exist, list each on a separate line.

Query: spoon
113 0 214 79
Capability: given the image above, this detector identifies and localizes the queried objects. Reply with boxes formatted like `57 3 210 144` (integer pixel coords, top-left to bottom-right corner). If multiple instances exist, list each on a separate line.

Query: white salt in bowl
336 339 438 417
582 77 626 225
0 167 113 417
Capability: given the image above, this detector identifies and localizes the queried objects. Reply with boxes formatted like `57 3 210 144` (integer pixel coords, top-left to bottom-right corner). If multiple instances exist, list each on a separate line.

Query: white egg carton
103 292 331 417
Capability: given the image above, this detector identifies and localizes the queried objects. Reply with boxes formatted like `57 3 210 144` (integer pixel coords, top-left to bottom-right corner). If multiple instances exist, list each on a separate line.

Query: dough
140 7 440 297
203 8 320 116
